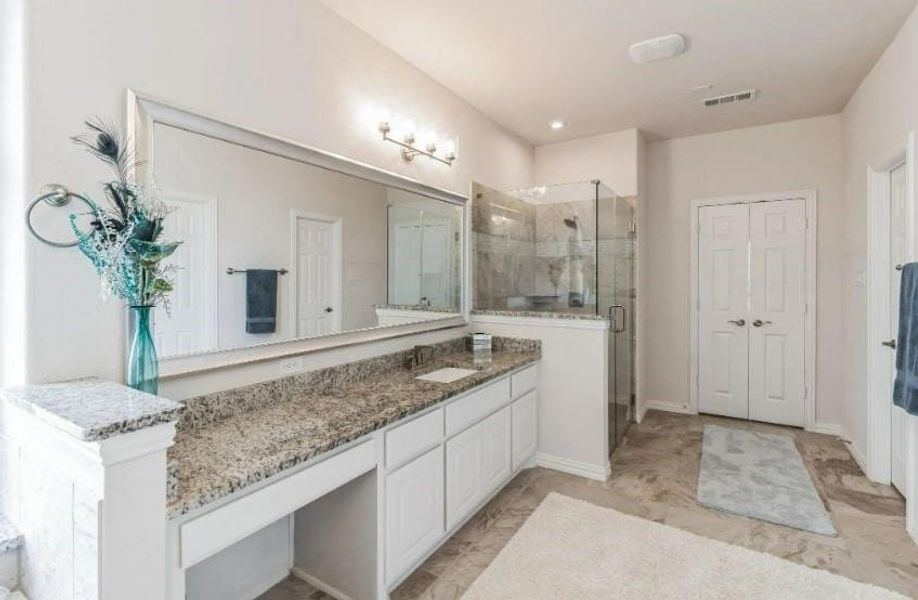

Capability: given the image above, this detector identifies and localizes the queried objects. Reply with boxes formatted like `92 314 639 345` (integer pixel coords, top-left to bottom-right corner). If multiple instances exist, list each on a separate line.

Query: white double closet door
698 199 807 427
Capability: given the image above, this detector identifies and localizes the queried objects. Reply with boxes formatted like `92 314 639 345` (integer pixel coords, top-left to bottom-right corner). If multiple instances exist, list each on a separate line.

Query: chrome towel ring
25 184 95 248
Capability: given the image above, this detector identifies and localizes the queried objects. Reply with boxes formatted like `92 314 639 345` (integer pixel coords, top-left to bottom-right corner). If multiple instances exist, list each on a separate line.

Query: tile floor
260 410 918 599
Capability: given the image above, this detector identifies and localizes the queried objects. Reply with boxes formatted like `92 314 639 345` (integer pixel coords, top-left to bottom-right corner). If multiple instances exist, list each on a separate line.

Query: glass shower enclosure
472 181 637 454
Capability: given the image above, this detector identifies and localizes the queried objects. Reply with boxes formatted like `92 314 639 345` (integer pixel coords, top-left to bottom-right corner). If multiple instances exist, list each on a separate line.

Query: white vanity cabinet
445 416 485 530
385 445 445 581
446 406 511 529
512 390 538 471
384 364 538 588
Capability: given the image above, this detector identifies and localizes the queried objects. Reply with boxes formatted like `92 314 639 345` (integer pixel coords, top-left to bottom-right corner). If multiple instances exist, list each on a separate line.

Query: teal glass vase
127 305 159 395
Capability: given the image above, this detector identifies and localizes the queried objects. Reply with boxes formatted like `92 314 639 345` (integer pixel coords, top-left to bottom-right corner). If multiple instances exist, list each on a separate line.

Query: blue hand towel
893 262 918 415
245 269 278 334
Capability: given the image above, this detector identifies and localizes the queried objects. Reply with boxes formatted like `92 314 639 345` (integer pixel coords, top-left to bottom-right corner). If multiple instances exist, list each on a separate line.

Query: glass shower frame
471 180 636 456
596 183 636 456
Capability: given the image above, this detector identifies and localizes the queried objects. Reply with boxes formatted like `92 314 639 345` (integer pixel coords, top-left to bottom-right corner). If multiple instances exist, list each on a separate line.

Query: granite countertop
472 309 608 321
374 304 461 314
0 378 183 442
168 347 539 518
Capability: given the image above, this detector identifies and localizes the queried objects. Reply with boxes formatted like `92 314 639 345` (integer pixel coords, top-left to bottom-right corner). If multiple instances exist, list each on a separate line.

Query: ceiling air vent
703 89 758 108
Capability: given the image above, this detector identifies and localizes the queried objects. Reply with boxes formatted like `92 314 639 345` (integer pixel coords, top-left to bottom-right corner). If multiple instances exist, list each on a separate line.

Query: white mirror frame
126 90 469 378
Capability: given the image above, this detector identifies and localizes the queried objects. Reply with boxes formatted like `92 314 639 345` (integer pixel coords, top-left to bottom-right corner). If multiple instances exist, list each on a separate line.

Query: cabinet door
386 446 444 584
482 406 512 490
512 391 538 470
446 421 484 530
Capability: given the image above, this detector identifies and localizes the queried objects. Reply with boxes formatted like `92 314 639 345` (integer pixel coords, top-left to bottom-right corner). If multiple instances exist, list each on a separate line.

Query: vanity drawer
386 408 443 469
445 377 510 436
511 365 537 399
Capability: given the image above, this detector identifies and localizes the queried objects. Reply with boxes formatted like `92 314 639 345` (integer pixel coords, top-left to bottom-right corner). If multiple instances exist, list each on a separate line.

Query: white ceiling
322 0 917 144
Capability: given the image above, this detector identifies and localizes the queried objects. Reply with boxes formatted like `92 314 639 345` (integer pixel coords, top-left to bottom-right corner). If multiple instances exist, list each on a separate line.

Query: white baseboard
815 422 869 478
636 399 647 423
643 399 694 415
535 452 610 481
822 424 870 478
290 566 353 600
809 422 844 437
844 438 870 477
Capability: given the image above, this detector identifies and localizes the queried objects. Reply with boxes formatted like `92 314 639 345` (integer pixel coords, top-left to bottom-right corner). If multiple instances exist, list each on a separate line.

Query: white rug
461 493 905 599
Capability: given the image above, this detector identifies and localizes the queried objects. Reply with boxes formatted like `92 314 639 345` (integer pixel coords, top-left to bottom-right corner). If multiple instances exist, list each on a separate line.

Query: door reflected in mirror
149 123 462 359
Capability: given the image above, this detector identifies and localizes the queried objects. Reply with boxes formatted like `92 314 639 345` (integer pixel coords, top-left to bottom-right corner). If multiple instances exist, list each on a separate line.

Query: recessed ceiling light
549 120 565 130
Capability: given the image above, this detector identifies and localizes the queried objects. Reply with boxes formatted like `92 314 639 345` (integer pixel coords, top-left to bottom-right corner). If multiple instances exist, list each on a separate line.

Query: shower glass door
597 184 636 456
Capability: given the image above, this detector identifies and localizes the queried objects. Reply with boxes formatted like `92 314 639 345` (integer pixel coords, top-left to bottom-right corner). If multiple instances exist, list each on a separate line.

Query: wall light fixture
378 121 456 166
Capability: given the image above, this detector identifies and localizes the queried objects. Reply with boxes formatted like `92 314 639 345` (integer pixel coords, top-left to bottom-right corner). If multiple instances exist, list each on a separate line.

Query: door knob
325 307 334 313
727 319 746 327
882 339 897 349
752 319 773 327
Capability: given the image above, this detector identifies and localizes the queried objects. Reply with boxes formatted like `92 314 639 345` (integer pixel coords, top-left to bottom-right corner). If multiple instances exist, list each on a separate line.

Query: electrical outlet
280 357 303 375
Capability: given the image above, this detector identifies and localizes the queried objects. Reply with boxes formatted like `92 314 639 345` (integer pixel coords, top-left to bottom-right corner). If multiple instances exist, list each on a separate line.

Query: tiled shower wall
471 186 537 310
472 183 600 315
472 182 638 415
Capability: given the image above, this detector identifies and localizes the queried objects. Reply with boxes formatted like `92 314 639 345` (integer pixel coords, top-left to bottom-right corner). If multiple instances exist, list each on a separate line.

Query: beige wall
20 0 533 389
533 129 640 195
643 114 846 427
840 5 918 453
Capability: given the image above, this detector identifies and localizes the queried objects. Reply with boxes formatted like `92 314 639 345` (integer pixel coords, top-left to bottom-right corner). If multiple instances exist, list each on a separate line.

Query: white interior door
153 193 216 357
391 224 422 305
295 215 341 337
420 221 451 307
698 204 751 419
748 200 807 427
890 162 909 496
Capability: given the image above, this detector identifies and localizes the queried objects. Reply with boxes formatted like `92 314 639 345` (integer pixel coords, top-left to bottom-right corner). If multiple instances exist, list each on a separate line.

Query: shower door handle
608 305 626 333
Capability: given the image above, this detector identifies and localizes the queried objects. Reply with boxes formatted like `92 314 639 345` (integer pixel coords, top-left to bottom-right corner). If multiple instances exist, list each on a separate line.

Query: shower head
563 216 579 229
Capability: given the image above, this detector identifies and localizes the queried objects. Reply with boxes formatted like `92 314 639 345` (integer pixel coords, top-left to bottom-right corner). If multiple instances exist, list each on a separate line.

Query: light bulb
417 129 437 149
442 138 457 161
393 116 416 140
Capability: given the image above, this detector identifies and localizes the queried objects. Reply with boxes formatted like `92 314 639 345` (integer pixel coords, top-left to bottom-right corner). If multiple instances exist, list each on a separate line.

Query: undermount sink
415 367 478 383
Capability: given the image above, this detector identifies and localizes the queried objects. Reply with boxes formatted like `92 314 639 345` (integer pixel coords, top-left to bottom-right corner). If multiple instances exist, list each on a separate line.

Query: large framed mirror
128 92 467 376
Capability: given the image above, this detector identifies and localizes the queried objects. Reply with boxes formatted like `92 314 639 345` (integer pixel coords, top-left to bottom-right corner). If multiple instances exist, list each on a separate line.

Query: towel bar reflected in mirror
226 268 288 275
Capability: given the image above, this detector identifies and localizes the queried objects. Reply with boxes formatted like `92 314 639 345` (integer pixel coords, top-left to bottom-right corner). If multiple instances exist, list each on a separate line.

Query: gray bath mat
697 425 836 535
